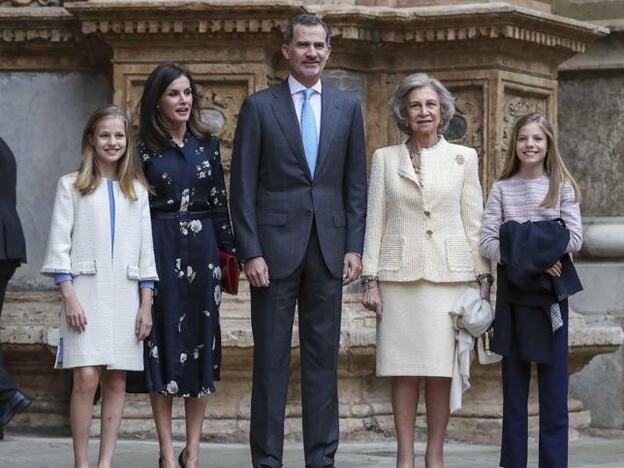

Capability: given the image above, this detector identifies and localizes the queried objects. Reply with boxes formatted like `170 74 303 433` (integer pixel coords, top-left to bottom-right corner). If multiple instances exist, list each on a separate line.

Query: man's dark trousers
0 261 19 405
250 223 342 468
500 303 569 468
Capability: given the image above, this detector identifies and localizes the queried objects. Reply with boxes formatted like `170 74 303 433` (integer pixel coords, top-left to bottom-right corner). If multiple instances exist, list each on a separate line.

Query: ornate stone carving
80 17 288 36
0 3 77 44
501 93 547 171
3 0 63 6
195 80 251 174
448 86 485 157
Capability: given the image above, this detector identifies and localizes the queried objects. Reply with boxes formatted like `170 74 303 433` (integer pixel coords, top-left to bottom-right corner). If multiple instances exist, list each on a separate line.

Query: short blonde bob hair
389 73 455 136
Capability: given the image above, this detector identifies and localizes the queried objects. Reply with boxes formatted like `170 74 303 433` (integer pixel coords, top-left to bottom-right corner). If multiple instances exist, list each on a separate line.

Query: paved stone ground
1 432 624 467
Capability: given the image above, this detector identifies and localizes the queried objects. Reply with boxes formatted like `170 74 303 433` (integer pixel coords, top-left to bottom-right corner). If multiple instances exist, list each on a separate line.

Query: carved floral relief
501 94 547 172
448 86 484 157
195 81 250 175
3 0 62 6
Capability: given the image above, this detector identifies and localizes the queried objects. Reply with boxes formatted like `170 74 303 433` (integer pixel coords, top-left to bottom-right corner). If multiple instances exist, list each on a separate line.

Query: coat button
426 229 433 235
424 210 431 217
306 209 313 215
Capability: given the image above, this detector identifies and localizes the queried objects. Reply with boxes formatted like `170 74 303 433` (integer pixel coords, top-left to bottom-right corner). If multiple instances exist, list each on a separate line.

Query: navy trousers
499 302 569 468
249 224 342 468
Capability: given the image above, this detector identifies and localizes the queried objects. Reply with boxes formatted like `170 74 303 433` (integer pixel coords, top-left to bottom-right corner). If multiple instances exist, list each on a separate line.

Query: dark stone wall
558 71 624 217
0 72 111 289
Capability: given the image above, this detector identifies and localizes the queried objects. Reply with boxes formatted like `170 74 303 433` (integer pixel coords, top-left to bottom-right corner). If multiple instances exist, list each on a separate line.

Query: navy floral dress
127 132 235 398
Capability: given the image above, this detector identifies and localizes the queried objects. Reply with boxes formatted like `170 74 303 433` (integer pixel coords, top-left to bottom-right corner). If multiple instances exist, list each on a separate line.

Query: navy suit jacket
492 220 583 363
230 79 367 279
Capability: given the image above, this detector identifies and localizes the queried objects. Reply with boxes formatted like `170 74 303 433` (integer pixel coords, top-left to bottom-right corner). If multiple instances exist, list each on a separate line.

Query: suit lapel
270 80 311 182
397 143 420 187
314 83 341 180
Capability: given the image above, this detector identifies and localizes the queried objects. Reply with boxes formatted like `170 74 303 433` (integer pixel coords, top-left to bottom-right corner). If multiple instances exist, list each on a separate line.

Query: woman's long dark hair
138 63 212 151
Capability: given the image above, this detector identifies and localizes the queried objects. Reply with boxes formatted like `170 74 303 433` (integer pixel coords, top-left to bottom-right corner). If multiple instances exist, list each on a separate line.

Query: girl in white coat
42 105 158 468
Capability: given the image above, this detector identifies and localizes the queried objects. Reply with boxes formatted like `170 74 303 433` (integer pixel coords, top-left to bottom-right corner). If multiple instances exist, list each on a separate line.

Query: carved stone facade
554 0 624 430
1 0 623 441
1 1 63 6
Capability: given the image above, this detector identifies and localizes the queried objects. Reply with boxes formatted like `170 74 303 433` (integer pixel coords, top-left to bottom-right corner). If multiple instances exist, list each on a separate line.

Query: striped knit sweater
479 174 583 263
362 138 490 283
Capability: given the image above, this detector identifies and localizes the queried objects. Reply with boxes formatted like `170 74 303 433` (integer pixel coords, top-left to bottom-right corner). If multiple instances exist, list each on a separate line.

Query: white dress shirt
288 75 322 142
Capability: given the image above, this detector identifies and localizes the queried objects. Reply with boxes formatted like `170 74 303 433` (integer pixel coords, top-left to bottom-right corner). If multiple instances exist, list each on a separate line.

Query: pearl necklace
407 135 441 173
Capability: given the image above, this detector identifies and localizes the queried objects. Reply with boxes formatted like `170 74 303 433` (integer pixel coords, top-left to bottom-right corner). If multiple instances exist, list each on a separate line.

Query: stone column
554 0 624 429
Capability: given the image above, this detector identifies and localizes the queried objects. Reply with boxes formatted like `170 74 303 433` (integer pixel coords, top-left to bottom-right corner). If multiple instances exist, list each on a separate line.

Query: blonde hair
75 105 149 200
499 112 581 208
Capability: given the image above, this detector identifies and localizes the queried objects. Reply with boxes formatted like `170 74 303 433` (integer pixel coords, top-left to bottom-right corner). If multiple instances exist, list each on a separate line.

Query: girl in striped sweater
479 112 582 468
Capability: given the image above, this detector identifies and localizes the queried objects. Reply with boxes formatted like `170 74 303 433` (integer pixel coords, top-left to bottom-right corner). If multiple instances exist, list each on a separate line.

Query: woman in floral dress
126 63 235 468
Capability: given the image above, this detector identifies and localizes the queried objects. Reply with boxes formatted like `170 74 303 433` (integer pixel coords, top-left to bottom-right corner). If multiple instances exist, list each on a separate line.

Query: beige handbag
449 287 494 337
449 287 502 364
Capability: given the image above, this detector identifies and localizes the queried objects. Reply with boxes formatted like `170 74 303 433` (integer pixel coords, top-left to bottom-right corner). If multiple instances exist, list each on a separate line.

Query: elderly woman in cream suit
362 73 492 468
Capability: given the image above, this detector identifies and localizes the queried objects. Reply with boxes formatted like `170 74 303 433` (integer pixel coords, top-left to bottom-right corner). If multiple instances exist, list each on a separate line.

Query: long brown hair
499 112 581 208
138 63 212 152
75 105 148 200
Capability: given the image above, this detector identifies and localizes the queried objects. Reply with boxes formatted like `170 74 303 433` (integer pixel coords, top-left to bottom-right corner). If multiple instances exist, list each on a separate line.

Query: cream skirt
376 280 466 377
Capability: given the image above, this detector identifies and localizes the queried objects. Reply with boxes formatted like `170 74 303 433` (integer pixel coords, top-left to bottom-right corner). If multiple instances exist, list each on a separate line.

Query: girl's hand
545 260 562 277
135 304 152 340
64 294 87 333
362 284 384 319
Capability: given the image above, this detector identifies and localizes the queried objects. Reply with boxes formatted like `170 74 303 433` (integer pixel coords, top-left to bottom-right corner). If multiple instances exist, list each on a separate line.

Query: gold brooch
456 155 464 165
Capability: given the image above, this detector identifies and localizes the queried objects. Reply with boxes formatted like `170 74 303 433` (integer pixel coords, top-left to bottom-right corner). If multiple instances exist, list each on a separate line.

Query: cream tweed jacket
41 173 158 370
362 138 490 282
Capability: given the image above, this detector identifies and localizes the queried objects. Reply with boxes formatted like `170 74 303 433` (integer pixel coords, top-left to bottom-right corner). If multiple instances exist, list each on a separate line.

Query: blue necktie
300 88 318 176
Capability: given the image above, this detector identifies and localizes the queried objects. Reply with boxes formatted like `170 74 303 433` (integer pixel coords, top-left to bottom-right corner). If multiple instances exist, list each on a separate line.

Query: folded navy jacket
492 219 583 364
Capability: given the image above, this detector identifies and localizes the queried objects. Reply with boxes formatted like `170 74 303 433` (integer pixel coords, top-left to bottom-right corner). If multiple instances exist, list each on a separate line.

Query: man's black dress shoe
0 391 32 427
0 427 4 440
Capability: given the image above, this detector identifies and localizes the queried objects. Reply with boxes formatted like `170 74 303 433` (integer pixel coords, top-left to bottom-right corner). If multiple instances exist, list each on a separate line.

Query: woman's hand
362 283 384 319
479 282 491 301
135 288 154 340
62 289 87 332
545 260 562 277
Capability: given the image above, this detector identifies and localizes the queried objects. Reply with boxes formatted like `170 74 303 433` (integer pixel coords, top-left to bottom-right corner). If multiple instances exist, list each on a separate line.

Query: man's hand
244 257 270 287
342 252 362 285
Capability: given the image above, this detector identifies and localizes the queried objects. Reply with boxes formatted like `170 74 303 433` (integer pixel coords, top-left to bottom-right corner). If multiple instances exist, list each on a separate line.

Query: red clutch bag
219 249 239 295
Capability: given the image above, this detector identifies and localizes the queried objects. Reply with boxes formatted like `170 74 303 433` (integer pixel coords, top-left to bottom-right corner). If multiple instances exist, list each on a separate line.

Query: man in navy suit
230 14 367 468
0 137 31 440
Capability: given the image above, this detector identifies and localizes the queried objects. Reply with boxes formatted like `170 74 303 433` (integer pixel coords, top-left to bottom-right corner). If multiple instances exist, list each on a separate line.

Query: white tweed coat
42 173 158 370
362 138 490 282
